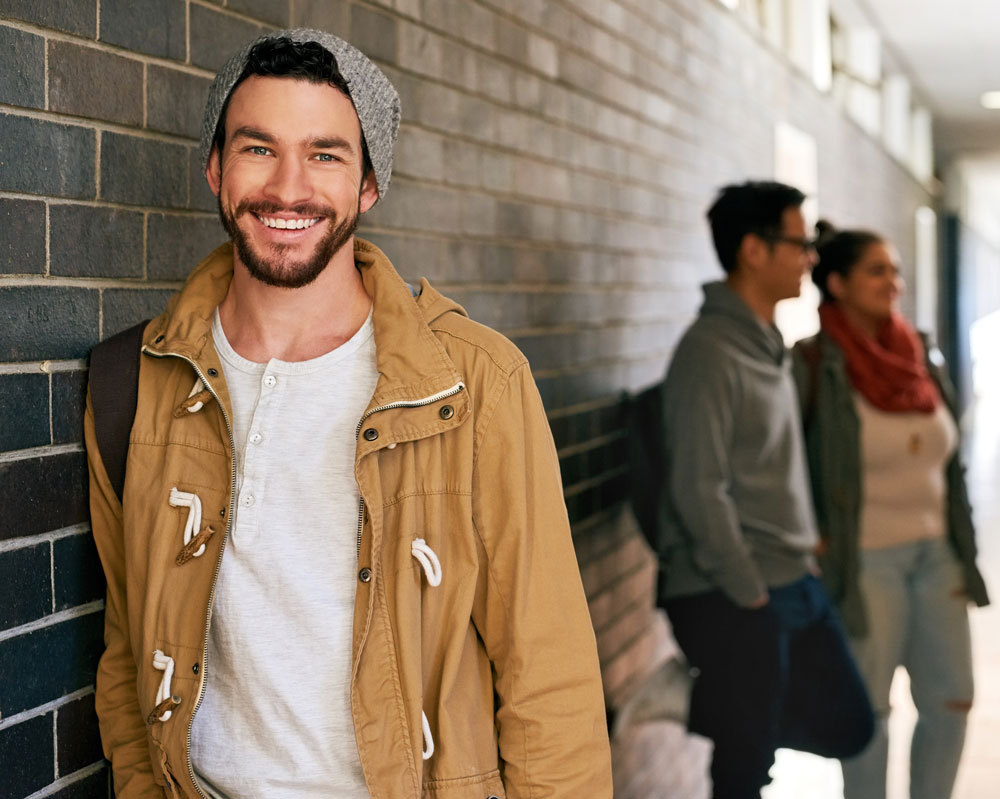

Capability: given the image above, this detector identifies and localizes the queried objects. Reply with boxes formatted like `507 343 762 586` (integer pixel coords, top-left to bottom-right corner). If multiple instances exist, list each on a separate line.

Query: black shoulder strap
89 320 149 504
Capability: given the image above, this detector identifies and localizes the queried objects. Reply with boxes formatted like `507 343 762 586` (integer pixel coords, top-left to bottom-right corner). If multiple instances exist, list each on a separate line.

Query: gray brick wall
0 1 932 796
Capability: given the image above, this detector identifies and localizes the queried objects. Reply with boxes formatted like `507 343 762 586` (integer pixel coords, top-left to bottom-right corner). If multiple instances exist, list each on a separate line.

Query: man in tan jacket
85 28 611 799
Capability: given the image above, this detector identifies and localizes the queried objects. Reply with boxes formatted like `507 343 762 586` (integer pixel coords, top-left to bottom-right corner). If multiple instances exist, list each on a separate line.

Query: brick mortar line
0 686 95 730
0 441 83 464
532 353 666 379
562 463 628 499
188 0 276 29
427 280 687 295
547 395 622 419
588 561 657 627
0 103 197 147
504 320 682 338
570 505 621 537
0 600 104 644
0 523 92 554
0 274 184 290
597 602 660 669
0 360 87 374
0 191 220 217
24 762 108 799
0 16 216 78
557 429 627 459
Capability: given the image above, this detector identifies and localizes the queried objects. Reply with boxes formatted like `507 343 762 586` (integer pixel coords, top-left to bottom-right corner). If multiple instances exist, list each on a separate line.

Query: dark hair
706 181 807 273
211 37 372 178
810 220 884 302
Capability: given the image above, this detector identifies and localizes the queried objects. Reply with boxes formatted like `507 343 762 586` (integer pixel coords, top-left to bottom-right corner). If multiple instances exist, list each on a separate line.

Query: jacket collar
145 237 466 404
700 280 787 365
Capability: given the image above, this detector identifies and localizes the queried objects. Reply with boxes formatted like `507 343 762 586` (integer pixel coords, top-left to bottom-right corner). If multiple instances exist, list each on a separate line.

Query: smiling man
85 29 611 799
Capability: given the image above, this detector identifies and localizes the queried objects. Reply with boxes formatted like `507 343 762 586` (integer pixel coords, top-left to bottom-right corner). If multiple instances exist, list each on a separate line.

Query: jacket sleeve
470 362 613 798
84 391 164 799
663 341 768 606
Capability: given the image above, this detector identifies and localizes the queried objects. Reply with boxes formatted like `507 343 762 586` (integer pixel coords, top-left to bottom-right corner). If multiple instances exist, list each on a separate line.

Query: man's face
206 75 379 288
758 206 817 303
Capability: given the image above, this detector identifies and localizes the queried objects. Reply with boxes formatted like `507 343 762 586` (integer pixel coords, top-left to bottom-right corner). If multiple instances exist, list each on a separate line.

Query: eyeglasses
763 234 817 254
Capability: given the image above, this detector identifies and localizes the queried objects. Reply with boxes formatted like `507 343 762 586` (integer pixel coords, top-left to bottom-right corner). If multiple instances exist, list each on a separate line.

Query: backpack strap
89 320 149 505
798 336 823 425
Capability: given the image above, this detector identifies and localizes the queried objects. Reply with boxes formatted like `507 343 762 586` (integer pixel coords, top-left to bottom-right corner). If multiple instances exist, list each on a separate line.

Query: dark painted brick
102 288 175 341
0 611 103 716
0 713 54 797
147 65 212 139
0 373 50 451
228 0 289 26
0 544 51 631
0 287 99 361
52 370 88 445
0 198 46 275
0 0 96 37
99 0 185 59
189 147 218 212
47 768 110 799
48 41 143 126
0 25 45 110
350 4 398 65
100 133 187 208
148 213 226 280
291 0 350 33
57 693 104 776
190 5 264 71
0 452 89 542
50 205 144 278
0 114 96 199
54 533 106 611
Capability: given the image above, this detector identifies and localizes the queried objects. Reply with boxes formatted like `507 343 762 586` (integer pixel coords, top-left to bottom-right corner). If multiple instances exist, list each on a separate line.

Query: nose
261 155 313 208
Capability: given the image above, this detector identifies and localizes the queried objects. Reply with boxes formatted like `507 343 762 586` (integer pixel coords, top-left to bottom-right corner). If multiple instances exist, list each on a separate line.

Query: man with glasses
655 181 874 798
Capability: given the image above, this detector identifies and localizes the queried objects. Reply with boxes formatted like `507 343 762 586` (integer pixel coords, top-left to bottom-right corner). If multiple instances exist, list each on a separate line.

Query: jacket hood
699 280 787 365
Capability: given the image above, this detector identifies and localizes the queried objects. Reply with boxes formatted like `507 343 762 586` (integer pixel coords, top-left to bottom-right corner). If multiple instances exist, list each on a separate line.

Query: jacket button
192 663 200 675
363 428 379 441
439 405 454 420
207 368 218 377
359 567 372 583
154 334 165 343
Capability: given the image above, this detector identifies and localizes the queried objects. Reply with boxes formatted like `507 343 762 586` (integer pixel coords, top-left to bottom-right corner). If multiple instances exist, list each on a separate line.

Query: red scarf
818 302 939 413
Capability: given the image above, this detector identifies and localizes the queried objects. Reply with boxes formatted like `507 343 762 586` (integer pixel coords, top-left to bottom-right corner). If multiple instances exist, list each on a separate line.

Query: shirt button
363 428 379 441
263 375 277 387
358 567 372 583
243 494 255 507
249 433 262 444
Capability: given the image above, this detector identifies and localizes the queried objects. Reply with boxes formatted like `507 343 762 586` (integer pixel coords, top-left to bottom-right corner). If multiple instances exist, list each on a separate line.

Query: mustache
233 199 335 219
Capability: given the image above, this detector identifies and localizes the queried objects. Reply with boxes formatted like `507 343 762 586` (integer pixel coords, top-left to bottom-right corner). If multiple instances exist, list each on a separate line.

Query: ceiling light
981 91 1000 109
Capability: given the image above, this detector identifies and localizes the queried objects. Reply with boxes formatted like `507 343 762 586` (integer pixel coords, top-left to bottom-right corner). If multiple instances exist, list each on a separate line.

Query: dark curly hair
706 181 807 274
211 37 372 177
810 220 884 302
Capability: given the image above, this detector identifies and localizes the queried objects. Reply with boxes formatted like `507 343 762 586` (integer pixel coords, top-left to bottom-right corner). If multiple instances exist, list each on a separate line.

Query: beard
219 196 360 289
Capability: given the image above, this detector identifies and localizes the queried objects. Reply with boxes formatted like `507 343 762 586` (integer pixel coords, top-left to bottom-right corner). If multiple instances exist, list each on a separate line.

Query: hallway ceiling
842 0 1000 159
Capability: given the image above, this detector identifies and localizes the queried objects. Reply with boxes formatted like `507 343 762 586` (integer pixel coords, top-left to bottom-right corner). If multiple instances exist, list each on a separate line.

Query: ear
205 145 222 197
827 271 847 301
358 169 379 214
738 232 769 273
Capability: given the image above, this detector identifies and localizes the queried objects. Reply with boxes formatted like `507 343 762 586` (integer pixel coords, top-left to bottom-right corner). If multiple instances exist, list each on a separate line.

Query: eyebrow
230 128 355 154
231 127 276 144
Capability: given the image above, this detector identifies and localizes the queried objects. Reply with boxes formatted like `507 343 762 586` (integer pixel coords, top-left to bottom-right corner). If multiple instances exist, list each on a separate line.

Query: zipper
143 346 235 799
352 381 465 560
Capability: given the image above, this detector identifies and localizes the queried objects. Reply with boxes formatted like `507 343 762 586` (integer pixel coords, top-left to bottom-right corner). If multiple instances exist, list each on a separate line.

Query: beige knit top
855 394 958 550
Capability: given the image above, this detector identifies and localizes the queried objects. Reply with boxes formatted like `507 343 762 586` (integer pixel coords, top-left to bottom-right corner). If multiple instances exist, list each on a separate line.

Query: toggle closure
150 650 180 723
411 539 442 587
169 488 208 559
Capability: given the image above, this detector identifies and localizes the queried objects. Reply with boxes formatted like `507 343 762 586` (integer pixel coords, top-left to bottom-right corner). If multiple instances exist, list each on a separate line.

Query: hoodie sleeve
84 391 164 799
470 362 613 798
664 335 769 606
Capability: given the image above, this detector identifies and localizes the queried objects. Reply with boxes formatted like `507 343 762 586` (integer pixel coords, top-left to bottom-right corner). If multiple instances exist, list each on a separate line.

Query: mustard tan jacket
85 238 612 799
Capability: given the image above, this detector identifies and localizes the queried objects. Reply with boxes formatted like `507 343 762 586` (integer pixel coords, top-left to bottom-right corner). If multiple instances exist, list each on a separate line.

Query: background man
656 181 874 799
86 28 612 799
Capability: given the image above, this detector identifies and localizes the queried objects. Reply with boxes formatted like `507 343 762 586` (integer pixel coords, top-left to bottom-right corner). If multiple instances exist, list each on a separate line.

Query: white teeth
259 216 320 230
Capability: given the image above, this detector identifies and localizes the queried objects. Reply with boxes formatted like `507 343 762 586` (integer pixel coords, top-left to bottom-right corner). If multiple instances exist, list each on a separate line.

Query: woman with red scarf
793 222 989 799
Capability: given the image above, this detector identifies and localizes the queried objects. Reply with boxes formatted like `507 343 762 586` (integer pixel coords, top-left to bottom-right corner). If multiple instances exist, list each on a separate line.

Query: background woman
793 221 990 799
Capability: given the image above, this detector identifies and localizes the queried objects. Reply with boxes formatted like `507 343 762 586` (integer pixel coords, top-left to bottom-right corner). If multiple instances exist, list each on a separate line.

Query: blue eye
250 146 269 156
316 153 336 162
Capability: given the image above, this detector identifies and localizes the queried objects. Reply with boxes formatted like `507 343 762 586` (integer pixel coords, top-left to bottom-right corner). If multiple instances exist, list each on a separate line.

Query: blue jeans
841 537 974 799
665 575 874 799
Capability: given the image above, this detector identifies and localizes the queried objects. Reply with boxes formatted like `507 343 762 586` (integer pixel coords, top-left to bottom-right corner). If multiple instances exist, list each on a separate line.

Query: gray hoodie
658 281 818 606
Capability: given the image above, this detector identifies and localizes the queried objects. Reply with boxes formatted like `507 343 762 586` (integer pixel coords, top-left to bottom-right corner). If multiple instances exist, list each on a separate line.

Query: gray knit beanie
199 28 401 202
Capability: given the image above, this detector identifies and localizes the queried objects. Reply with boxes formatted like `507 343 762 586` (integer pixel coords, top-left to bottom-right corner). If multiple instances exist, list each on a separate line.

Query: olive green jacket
792 331 990 637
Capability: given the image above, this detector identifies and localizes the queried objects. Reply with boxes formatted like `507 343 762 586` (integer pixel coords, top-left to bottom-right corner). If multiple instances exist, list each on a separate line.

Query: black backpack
88 320 149 504
625 381 668 549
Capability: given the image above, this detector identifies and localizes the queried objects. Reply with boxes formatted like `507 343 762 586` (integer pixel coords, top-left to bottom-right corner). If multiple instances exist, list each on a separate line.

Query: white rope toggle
152 649 177 722
411 539 442 587
169 488 206 559
421 710 435 760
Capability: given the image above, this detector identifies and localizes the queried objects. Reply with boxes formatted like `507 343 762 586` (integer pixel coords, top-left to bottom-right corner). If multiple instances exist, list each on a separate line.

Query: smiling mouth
254 214 322 230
